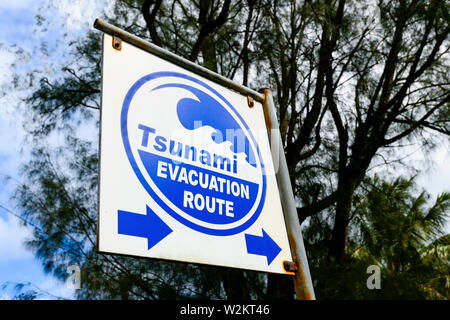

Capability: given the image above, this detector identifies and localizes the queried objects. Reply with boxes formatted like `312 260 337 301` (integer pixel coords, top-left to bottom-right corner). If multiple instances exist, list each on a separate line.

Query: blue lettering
138 124 155 147
154 135 167 152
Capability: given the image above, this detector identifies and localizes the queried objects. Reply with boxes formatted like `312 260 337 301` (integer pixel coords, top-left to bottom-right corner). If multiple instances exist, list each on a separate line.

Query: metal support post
259 88 316 300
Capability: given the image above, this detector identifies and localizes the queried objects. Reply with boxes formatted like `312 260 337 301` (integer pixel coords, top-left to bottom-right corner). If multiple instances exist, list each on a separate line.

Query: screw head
247 96 254 108
283 261 298 272
112 36 122 50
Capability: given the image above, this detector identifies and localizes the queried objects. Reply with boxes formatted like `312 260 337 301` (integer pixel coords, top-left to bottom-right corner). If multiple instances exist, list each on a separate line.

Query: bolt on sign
98 33 293 274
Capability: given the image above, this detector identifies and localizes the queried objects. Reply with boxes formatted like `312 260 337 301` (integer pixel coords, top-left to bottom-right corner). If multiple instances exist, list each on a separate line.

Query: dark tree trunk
221 269 251 299
266 273 294 299
330 177 356 261
201 36 218 72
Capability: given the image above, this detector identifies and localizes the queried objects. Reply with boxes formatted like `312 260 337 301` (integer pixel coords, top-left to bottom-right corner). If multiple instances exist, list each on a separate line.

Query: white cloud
35 277 76 300
0 215 33 262
53 0 112 31
416 145 450 234
406 141 450 198
0 47 14 75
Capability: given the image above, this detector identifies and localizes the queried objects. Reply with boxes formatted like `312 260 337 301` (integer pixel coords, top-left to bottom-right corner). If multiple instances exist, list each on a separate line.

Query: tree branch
383 93 450 144
142 0 164 46
188 0 231 62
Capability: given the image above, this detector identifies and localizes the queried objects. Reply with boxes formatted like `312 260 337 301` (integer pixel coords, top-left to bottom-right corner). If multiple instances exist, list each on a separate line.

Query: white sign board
98 34 293 274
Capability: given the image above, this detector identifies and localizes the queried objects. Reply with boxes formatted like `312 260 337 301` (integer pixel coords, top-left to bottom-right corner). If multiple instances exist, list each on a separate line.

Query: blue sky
0 0 109 300
0 0 74 300
0 0 449 300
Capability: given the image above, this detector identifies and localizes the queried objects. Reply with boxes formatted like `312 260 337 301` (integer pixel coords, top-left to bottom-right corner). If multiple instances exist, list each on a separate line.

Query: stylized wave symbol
151 84 257 167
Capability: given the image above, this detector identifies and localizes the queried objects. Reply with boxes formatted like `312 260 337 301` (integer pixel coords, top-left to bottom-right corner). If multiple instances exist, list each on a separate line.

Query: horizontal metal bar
93 18 264 103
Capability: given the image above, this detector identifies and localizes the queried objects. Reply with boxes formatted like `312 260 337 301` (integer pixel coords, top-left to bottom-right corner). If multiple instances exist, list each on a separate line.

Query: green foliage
305 176 450 299
354 177 449 299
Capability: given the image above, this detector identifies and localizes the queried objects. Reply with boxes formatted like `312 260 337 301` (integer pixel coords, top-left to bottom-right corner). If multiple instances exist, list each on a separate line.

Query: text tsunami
138 124 252 218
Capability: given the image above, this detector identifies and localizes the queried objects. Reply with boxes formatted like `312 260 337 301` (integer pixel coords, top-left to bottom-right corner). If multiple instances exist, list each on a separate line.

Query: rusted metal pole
259 88 316 300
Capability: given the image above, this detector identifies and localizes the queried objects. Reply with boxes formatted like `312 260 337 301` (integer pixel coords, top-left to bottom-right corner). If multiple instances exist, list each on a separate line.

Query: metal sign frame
94 18 315 300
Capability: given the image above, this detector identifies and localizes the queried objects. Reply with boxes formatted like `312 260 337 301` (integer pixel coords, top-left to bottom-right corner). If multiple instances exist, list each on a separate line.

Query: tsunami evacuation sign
98 34 293 274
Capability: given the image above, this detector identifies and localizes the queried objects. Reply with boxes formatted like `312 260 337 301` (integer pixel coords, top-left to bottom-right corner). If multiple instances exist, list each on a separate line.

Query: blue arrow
118 206 172 250
244 229 282 265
